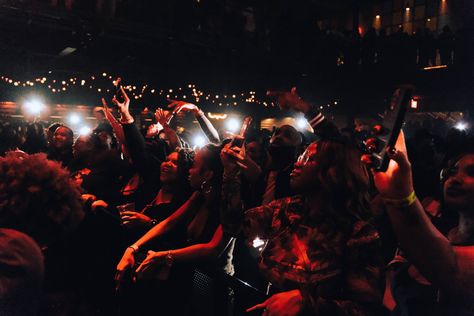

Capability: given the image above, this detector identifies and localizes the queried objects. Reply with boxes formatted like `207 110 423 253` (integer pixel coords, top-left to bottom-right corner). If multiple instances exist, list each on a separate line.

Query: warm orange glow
374 15 382 29
423 65 448 70
440 0 447 14
207 112 227 120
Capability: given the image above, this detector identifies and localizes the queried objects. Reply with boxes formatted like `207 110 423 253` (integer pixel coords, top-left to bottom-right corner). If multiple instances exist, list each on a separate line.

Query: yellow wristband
383 191 416 208
128 244 139 253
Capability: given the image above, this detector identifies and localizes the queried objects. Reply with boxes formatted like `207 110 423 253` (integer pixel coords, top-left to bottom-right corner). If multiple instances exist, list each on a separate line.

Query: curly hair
22 122 48 154
0 122 25 155
0 153 84 245
313 139 371 222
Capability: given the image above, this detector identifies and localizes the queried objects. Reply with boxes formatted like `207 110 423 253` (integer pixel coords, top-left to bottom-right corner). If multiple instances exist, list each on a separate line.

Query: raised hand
146 123 162 139
167 100 200 115
220 140 245 174
112 86 130 114
266 87 310 114
111 86 134 123
372 131 414 199
101 97 128 155
155 108 172 126
101 98 109 110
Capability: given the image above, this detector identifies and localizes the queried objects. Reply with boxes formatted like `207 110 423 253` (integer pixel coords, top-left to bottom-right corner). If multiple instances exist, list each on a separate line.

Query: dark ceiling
0 0 472 114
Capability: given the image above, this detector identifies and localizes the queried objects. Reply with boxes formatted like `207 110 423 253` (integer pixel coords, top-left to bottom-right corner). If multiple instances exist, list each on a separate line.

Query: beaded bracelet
382 191 417 208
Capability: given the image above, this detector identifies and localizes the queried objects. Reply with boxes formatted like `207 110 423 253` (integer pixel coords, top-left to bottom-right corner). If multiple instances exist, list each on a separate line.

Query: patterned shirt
224 192 384 315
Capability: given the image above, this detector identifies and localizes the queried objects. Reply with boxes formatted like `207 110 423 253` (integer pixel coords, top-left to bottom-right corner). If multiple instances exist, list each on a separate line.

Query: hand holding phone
364 85 414 172
222 116 253 170
113 77 123 102
229 116 253 148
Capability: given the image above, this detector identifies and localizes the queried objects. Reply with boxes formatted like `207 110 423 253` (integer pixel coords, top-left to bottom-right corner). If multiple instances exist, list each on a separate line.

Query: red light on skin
411 99 418 109
373 125 383 135
361 154 373 165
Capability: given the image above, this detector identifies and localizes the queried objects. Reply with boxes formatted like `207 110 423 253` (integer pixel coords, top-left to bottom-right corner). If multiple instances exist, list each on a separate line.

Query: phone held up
365 85 414 172
229 116 253 149
112 77 124 103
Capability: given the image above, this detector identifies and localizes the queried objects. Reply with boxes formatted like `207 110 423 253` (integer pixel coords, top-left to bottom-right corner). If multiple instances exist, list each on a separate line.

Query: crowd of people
329 25 455 68
50 0 458 74
267 25 457 76
0 86 473 316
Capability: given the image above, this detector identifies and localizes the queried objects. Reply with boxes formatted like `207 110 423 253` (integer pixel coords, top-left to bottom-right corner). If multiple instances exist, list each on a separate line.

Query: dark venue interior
0 0 473 315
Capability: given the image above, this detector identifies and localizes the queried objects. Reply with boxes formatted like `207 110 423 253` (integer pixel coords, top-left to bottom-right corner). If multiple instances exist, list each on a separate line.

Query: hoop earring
200 180 213 195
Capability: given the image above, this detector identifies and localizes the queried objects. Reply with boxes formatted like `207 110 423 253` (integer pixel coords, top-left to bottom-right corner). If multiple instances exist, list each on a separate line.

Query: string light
208 113 227 120
1 72 336 109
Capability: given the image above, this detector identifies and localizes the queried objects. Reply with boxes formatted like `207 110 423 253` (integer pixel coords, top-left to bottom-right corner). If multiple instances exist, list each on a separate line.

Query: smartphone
230 116 253 148
371 86 413 171
113 77 123 102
